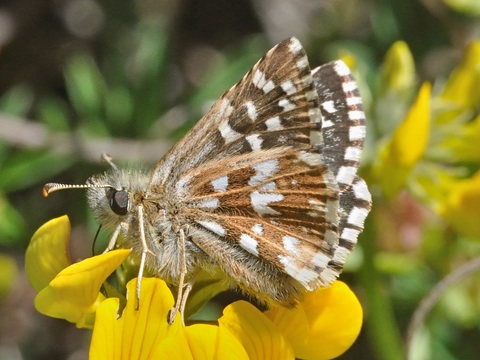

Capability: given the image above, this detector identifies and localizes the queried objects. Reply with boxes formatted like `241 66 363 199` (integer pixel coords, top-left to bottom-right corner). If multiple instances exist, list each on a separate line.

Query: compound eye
106 188 129 215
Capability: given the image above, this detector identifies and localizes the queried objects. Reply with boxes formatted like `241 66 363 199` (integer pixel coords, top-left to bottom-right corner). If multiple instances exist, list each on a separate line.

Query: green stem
359 212 403 360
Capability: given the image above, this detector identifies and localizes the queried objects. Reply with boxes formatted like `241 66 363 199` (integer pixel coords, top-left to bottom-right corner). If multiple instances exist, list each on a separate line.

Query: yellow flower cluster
372 40 480 240
26 216 363 359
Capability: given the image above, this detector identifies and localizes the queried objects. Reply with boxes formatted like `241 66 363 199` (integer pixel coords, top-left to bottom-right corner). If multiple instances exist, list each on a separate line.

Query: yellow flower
438 171 480 239
91 277 361 360
90 277 249 360
25 216 131 328
264 281 363 359
380 40 415 97
27 217 363 359
441 41 480 110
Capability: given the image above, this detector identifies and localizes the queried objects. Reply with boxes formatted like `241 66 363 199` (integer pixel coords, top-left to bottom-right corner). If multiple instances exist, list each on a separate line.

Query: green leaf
0 84 35 116
64 55 105 120
0 193 27 245
0 150 74 192
37 96 71 132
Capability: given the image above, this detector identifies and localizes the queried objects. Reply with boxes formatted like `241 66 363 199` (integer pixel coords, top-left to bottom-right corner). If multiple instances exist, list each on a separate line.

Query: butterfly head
43 154 150 231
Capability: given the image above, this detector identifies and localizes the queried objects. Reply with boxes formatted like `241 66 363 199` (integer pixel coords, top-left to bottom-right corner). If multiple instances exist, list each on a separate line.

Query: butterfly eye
106 188 129 215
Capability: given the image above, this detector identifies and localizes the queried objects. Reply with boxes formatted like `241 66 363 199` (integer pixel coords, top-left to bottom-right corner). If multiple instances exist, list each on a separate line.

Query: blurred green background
1 0 480 359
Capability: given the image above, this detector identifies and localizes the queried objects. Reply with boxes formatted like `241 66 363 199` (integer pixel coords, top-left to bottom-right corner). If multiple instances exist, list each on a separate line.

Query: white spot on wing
265 116 283 131
279 255 318 290
341 227 360 243
349 125 366 141
344 146 362 162
280 80 296 95
219 120 242 144
333 60 351 77
348 110 365 121
197 220 226 236
311 251 331 268
250 192 283 215
342 81 357 93
288 38 302 54
296 57 308 70
245 101 257 121
211 175 228 192
346 96 362 106
336 166 357 185
251 223 264 235
246 134 263 151
278 98 295 112
253 69 275 93
195 198 219 209
322 120 334 128
240 233 259 256
347 206 370 227
283 235 300 256
322 100 337 113
353 179 372 202
332 247 349 263
248 159 279 186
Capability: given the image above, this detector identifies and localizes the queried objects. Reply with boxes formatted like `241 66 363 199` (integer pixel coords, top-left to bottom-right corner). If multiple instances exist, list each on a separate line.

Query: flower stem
360 213 403 360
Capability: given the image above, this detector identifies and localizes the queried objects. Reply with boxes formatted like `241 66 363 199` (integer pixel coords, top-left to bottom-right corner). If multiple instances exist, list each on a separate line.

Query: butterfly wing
149 37 370 299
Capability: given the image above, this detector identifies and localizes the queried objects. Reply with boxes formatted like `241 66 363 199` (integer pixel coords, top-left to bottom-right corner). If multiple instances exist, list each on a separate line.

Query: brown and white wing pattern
151 37 371 303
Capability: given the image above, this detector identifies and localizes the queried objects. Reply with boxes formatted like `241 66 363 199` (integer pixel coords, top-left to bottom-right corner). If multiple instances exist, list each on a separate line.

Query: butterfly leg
168 227 187 324
179 273 197 321
102 222 124 253
135 205 154 309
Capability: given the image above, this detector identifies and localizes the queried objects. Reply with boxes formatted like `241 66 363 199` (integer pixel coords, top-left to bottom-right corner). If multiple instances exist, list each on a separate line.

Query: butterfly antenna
42 183 113 197
101 153 119 171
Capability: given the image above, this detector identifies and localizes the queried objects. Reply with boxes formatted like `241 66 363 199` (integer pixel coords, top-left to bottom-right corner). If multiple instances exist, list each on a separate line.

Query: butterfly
44 37 371 324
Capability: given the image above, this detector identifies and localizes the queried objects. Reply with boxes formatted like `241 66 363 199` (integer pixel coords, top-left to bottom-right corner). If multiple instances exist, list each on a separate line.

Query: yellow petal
90 277 182 360
380 41 415 96
390 82 431 167
152 329 193 360
441 41 480 108
375 82 431 197
183 324 249 360
35 249 131 327
282 281 363 360
263 297 310 347
441 113 480 162
219 301 294 360
25 215 72 292
439 171 480 239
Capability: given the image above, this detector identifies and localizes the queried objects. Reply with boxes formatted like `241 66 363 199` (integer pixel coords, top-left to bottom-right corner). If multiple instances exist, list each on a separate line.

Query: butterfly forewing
151 38 322 185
